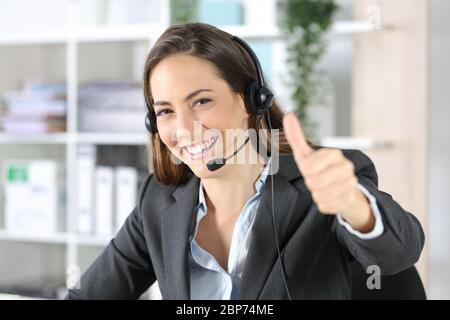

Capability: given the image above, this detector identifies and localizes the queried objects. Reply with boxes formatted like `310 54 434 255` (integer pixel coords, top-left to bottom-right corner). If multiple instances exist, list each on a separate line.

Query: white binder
94 166 114 237
114 166 138 232
76 145 96 234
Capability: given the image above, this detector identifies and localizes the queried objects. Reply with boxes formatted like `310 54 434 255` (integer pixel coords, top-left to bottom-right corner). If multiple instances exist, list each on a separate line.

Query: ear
237 93 250 118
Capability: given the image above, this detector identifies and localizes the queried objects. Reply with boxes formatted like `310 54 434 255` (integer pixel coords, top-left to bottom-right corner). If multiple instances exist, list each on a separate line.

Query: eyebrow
153 89 213 107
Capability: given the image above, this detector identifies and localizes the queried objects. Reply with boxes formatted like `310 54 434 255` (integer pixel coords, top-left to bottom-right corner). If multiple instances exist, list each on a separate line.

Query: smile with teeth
183 136 219 158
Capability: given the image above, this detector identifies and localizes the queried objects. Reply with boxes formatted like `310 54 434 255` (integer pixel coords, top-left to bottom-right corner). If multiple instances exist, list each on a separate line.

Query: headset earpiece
257 85 274 111
244 81 260 115
145 101 157 134
145 113 157 134
245 82 274 116
234 34 274 117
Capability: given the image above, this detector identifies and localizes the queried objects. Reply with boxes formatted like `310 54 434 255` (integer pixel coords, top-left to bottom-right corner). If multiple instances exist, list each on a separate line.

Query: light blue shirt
188 158 384 299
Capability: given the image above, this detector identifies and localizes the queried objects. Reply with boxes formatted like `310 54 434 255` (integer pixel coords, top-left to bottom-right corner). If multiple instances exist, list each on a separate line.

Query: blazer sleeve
331 149 425 275
65 174 156 300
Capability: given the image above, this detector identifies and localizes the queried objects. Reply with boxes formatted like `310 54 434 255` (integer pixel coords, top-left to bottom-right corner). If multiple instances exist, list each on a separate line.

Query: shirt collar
198 157 272 211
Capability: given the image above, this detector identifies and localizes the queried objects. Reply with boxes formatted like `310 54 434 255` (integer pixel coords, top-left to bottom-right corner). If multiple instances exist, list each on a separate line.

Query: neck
201 151 267 218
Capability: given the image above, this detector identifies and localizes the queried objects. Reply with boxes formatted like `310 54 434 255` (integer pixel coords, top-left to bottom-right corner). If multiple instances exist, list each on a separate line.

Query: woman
66 23 424 300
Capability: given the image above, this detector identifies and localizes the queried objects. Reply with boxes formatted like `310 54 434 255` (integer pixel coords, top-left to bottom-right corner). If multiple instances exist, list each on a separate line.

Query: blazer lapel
238 154 312 299
161 174 200 299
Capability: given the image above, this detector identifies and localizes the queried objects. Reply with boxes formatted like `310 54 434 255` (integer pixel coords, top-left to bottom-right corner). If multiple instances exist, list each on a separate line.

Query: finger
305 163 357 191
301 149 355 180
282 113 313 160
311 177 358 205
317 189 358 215
300 148 345 177
316 200 340 215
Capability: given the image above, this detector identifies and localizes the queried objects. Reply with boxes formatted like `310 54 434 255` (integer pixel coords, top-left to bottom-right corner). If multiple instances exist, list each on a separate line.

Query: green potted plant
279 0 338 139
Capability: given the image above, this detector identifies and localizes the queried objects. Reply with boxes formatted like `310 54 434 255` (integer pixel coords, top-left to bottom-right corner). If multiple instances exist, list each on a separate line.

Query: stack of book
76 145 143 237
78 80 145 133
0 82 67 134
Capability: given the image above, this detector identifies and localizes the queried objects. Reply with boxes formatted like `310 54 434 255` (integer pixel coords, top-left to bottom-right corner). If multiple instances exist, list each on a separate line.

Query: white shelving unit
0 0 380 298
0 0 169 298
320 136 395 150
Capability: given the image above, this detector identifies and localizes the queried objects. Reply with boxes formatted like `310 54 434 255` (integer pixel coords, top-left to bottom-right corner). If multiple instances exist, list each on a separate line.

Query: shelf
320 137 394 150
0 30 68 46
221 25 281 39
76 132 148 145
0 24 162 46
332 20 379 34
0 132 148 145
225 22 378 39
74 234 112 247
0 230 112 247
0 133 68 144
0 24 281 46
73 24 164 43
0 20 380 47
0 231 68 245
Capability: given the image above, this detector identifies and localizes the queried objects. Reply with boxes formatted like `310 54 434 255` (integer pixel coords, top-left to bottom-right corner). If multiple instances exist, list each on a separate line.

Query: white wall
429 0 450 300
306 0 354 140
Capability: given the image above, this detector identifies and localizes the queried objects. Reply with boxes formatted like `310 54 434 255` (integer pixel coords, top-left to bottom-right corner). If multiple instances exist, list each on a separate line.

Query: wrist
340 190 375 233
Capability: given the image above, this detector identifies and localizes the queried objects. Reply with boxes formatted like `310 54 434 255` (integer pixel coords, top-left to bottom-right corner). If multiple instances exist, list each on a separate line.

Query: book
78 80 145 133
1 82 67 133
94 166 114 237
0 114 66 133
76 145 96 235
114 166 138 232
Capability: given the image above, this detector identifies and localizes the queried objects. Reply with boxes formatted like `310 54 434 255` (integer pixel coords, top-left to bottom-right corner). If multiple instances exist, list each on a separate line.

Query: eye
155 109 173 117
193 98 212 107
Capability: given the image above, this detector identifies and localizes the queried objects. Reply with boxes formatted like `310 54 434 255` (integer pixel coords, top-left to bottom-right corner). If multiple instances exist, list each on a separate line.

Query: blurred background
0 0 448 299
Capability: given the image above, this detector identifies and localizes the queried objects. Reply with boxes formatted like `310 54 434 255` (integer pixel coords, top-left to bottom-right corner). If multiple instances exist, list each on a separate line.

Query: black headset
144 34 292 299
144 35 274 134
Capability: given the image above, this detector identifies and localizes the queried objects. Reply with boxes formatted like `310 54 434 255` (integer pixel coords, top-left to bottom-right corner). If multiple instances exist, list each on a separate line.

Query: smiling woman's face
150 54 250 178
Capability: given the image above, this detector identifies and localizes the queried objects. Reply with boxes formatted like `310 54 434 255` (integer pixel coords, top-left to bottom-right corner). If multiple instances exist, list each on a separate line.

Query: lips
182 136 218 159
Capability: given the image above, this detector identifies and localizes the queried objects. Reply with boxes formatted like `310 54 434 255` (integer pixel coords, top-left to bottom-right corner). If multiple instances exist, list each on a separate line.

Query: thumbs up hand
282 113 375 233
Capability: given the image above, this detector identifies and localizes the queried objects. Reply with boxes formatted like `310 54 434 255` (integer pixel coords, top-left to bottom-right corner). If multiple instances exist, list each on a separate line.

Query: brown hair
143 22 297 185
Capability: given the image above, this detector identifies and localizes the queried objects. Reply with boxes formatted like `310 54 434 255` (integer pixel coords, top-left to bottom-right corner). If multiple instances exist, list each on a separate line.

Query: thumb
283 112 314 159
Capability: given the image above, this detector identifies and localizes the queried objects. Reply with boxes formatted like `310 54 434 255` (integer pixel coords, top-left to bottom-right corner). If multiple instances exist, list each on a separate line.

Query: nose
173 109 196 143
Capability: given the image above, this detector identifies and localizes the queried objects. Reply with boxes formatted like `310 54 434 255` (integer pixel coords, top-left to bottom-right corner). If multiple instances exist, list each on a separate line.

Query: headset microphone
207 136 250 172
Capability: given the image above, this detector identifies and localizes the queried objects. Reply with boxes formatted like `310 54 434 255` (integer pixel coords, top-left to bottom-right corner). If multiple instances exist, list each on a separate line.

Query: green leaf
278 0 338 139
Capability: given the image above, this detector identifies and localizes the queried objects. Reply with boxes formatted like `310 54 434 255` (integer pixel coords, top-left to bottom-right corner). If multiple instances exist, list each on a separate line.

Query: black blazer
66 148 425 299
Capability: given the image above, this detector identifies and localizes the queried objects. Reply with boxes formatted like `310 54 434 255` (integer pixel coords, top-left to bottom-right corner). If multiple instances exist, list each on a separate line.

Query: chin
178 148 223 176
186 160 221 179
